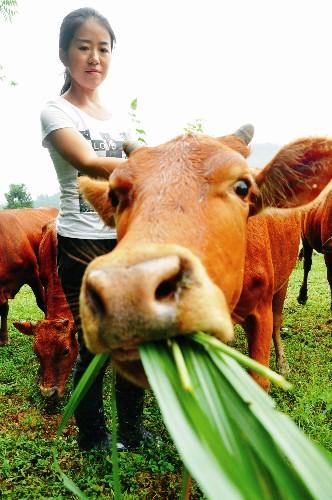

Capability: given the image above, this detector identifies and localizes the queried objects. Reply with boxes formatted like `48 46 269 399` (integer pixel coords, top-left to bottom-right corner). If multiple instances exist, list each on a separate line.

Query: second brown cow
14 222 78 398
298 188 332 310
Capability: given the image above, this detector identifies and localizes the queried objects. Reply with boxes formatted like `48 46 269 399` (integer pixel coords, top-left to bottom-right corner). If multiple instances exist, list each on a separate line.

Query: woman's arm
47 127 126 179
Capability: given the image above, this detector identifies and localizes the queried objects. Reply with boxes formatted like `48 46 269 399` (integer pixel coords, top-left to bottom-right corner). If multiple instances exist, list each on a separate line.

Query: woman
40 7 148 452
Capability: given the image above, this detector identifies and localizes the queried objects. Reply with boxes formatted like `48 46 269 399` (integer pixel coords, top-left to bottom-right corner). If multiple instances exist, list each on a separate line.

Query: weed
0 254 330 497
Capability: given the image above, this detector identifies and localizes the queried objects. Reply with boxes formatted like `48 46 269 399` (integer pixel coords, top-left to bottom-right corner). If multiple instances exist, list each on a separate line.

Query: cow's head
78 128 332 387
14 318 78 398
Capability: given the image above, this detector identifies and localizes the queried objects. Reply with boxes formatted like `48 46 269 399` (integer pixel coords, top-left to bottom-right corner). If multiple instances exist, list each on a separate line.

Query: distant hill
33 192 60 208
248 143 280 169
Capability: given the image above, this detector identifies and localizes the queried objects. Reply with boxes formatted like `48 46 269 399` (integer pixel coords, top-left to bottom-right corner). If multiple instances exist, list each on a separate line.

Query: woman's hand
47 127 126 179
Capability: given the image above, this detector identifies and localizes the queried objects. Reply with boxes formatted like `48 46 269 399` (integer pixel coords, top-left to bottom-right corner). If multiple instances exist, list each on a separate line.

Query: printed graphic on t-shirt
78 129 124 213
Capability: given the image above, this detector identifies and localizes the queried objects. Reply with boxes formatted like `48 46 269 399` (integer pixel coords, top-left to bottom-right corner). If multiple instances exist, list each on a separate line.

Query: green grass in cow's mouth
55 331 332 499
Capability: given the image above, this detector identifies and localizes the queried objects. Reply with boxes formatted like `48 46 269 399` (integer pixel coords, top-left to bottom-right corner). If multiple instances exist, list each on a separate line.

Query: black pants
57 234 145 445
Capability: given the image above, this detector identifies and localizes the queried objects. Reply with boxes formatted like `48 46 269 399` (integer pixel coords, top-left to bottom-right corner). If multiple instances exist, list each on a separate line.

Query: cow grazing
0 207 58 345
77 128 332 389
14 222 78 398
297 188 332 309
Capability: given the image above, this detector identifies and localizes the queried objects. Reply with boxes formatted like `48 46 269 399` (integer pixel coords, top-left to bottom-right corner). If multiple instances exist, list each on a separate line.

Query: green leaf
54 353 110 498
52 448 88 500
193 332 292 390
57 353 109 436
208 350 332 499
141 342 254 500
140 339 332 500
130 98 137 110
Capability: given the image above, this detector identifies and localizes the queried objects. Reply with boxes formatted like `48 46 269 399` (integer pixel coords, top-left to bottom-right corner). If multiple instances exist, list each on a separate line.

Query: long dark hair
59 7 116 95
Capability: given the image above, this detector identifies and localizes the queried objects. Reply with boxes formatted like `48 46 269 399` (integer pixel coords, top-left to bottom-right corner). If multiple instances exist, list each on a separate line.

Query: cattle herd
0 126 331 404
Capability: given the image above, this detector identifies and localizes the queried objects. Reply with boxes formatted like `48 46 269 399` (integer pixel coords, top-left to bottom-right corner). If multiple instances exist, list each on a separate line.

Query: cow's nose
80 245 234 353
40 385 58 398
84 255 183 339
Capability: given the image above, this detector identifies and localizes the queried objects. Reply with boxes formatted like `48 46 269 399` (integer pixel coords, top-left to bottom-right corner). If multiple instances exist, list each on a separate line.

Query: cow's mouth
111 356 149 388
111 346 140 362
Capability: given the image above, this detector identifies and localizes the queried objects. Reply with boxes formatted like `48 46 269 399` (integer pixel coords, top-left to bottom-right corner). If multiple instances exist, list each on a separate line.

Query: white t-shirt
41 96 131 239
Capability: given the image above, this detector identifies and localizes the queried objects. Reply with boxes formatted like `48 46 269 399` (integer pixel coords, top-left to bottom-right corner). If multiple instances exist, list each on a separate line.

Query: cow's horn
123 140 142 157
234 124 254 145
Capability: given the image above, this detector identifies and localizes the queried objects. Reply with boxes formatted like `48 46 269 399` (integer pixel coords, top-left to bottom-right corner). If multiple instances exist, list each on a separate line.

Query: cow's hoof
297 294 307 305
0 339 9 346
277 359 290 378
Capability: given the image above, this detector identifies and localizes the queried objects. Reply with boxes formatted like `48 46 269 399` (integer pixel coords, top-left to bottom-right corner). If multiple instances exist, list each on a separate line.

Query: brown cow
77 128 332 389
0 207 58 345
297 188 332 310
14 222 78 398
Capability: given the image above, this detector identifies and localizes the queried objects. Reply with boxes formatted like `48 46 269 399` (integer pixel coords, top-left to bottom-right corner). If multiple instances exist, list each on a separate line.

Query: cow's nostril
86 285 106 318
155 272 182 301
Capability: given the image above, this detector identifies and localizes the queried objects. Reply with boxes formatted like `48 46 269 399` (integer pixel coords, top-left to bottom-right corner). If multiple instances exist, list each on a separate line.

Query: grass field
0 254 331 498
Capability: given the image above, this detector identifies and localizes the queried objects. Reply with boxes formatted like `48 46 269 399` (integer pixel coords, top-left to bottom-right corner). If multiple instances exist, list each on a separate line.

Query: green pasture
0 254 331 499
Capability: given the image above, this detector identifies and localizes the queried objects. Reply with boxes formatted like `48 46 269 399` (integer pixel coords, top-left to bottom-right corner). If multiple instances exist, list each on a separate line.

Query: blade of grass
57 353 109 436
52 448 88 500
182 342 286 499
111 367 122 500
182 341 310 499
141 342 262 500
208 349 332 499
193 332 292 390
168 339 193 392
54 353 109 498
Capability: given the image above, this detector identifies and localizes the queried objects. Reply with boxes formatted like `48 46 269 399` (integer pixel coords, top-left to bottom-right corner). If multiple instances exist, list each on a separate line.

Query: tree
34 192 60 208
0 1 18 86
0 0 17 21
4 183 33 209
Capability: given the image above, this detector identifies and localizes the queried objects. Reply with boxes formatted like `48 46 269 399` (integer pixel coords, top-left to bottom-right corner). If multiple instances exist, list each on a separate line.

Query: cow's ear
255 137 332 208
13 321 36 336
78 176 115 226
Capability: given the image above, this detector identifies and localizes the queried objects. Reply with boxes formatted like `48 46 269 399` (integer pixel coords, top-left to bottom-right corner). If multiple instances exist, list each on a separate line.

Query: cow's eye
234 179 250 197
63 347 70 357
109 189 119 208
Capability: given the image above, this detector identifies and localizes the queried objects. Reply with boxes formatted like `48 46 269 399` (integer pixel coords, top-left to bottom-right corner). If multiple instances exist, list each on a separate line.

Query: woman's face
63 19 112 91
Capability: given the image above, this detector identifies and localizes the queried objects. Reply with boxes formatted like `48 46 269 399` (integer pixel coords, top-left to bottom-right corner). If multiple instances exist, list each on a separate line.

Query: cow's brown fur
298 188 332 310
235 212 301 387
14 222 78 398
0 207 58 345
78 131 332 389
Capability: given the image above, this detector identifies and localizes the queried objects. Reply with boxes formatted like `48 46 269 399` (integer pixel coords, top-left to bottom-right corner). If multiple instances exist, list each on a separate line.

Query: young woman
40 7 149 451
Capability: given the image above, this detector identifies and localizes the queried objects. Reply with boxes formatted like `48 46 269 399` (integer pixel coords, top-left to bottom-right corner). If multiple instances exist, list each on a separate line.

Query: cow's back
302 189 332 252
38 221 73 320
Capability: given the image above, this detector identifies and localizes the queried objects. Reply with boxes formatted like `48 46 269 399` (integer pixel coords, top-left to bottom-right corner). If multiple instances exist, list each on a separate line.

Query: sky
1 0 332 203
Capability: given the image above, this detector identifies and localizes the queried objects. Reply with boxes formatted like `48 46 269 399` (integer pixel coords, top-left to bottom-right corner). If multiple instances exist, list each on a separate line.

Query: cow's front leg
0 301 9 345
323 252 332 311
243 303 273 391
